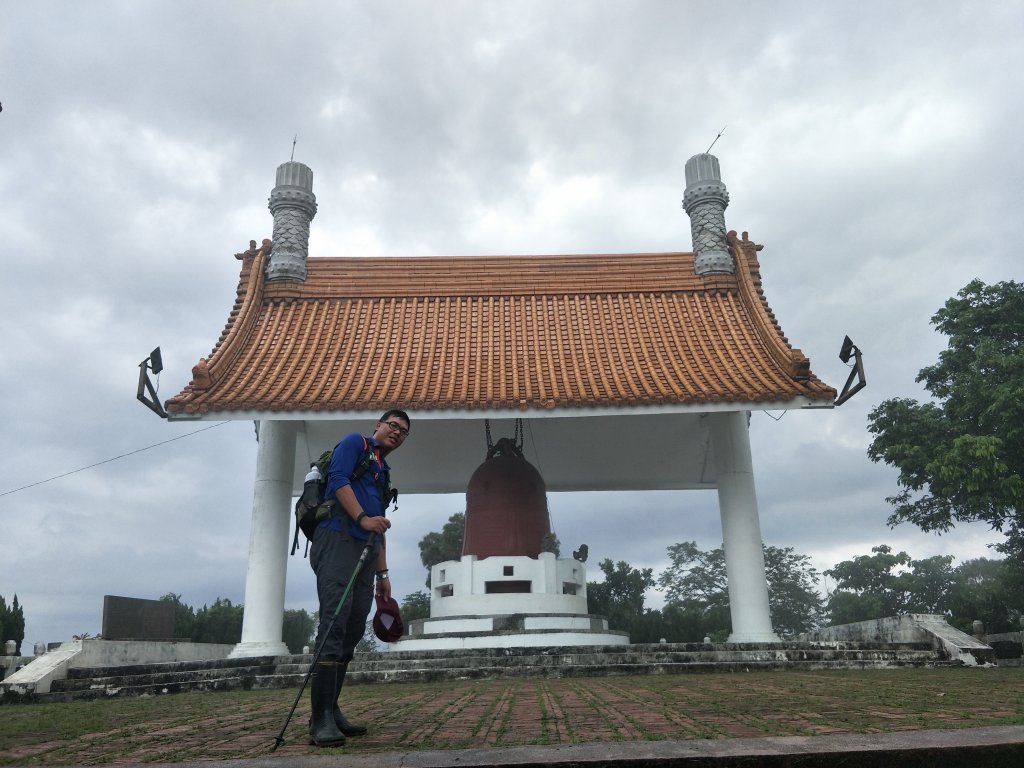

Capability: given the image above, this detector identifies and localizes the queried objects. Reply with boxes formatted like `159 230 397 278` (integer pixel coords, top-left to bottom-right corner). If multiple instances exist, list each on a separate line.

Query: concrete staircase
38 641 956 702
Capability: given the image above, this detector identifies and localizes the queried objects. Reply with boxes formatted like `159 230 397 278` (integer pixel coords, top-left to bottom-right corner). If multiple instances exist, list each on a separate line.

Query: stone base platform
396 612 629 651
3 639 967 703
0 614 995 703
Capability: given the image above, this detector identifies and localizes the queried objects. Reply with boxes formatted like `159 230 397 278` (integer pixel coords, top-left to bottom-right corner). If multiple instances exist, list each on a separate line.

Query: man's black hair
379 409 411 427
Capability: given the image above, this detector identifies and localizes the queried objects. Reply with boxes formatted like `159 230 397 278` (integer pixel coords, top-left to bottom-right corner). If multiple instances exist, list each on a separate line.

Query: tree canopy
824 545 949 623
586 559 654 636
157 594 315 652
418 512 465 587
282 609 316 654
657 542 824 638
824 545 1020 632
945 557 1019 634
585 542 823 642
867 279 1024 554
400 590 431 623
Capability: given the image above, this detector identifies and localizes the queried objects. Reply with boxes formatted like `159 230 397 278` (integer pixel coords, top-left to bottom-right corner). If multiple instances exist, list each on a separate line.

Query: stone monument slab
101 596 175 641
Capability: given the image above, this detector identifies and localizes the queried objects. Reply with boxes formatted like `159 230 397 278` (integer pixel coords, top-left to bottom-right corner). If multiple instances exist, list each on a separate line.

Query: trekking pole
271 531 378 751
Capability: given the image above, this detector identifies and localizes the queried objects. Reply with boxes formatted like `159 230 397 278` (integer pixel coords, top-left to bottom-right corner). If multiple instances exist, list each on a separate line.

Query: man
309 409 410 747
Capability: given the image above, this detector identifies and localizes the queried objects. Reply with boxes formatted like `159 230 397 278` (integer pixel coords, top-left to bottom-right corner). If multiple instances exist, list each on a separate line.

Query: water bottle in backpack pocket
292 451 332 556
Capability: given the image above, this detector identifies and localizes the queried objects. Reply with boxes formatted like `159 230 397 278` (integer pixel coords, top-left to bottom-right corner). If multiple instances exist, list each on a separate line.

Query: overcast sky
2 1 1021 647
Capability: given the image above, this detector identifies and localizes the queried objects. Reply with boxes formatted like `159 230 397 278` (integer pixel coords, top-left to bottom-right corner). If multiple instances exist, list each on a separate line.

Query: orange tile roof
165 232 835 416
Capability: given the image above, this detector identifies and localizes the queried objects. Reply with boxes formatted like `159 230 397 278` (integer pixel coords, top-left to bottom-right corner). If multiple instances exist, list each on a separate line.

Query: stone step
351 647 941 671
377 640 937 658
41 642 954 702
44 654 957 702
43 673 278 702
62 654 290 679
52 663 280 693
348 657 959 682
54 643 941 689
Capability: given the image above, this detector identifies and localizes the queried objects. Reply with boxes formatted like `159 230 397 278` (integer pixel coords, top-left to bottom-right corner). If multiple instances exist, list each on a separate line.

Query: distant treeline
158 594 316 654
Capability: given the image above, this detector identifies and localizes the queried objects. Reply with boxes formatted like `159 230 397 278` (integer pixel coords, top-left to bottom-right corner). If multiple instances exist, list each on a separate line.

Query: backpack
291 437 394 557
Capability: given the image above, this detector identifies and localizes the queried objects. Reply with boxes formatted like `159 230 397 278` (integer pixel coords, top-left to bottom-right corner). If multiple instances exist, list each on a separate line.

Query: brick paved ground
1 668 1022 765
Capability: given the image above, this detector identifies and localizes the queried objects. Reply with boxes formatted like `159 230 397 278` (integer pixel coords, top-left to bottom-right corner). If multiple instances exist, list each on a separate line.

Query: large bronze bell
463 437 551 558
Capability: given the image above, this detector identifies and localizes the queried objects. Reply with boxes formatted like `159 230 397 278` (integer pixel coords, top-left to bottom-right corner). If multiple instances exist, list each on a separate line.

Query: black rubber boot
333 661 368 736
309 662 346 747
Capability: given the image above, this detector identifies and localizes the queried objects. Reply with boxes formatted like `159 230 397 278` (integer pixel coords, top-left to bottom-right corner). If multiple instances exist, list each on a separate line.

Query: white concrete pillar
460 555 475 597
708 411 780 643
541 552 557 594
229 419 296 658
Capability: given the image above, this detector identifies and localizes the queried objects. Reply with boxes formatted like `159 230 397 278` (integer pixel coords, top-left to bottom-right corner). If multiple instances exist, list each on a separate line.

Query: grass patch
1 669 1022 765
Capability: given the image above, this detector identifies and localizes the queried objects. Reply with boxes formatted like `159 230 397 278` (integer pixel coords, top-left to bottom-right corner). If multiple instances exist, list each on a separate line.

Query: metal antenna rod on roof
705 125 727 154
290 134 297 161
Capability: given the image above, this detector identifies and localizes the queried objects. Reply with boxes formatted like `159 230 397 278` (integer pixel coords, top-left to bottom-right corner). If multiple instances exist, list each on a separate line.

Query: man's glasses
382 421 410 437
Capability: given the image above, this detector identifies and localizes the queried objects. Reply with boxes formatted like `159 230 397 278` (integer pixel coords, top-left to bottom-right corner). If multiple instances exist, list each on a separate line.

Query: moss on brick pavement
1 668 1022 765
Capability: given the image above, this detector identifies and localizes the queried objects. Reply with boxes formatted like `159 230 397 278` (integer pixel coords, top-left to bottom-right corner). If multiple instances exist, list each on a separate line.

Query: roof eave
165 396 831 423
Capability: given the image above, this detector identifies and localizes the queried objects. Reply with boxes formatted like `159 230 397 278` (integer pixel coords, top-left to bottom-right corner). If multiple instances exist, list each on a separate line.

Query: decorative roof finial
265 160 317 282
683 153 733 276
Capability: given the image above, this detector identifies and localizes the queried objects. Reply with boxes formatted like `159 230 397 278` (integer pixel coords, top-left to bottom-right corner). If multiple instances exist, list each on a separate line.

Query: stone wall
800 614 995 666
984 630 1023 667
1 638 235 696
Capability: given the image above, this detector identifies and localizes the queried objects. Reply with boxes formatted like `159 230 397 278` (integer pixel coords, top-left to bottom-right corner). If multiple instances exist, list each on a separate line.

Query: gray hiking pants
310 524 380 661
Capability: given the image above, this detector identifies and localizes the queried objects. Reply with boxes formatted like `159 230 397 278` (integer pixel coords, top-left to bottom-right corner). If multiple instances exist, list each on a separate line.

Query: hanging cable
0 421 230 498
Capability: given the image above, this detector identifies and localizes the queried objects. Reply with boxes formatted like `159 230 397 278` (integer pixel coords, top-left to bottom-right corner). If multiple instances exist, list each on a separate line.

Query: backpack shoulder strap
349 436 379 482
348 437 395 512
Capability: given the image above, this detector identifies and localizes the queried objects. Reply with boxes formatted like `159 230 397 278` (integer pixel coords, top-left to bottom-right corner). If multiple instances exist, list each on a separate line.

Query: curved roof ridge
164 239 270 411
728 230 811 381
207 241 270 382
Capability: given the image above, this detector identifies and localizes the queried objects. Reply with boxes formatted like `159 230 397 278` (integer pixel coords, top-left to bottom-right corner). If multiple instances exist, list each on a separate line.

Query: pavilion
164 155 836 657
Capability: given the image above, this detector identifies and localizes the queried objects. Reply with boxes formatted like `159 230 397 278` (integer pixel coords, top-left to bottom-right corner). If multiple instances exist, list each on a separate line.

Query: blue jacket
321 432 390 541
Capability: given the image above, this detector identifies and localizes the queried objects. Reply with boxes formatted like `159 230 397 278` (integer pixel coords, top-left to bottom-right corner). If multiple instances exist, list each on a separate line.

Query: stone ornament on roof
683 153 733 276
265 162 317 282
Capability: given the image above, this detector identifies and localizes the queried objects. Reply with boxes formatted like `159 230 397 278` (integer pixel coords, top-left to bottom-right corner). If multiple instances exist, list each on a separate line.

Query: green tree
191 598 244 644
764 548 826 637
629 604 711 644
824 545 957 624
0 595 25 655
657 542 824 638
901 554 955 613
867 279 1024 558
418 512 465 587
282 609 316 654
159 593 196 639
824 591 889 627
160 594 319 651
659 542 728 611
540 532 561 557
587 559 654 637
825 545 911 623
947 557 1021 634
999 526 1024 605
400 590 431 623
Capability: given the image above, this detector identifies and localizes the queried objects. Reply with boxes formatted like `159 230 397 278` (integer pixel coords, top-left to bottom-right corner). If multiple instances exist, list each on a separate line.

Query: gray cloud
1 1 1020 644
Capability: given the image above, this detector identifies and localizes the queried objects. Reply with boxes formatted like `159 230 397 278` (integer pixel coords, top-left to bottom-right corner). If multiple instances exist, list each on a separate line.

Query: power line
0 422 230 498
